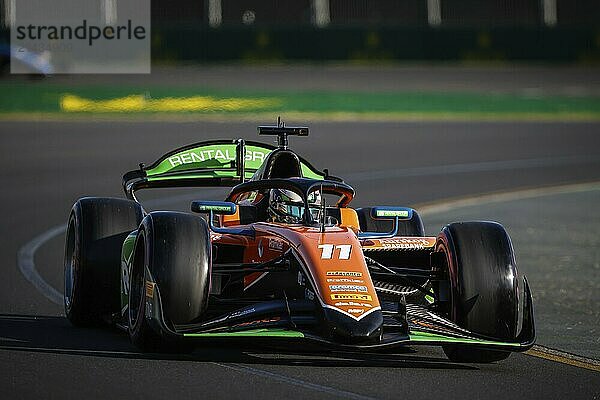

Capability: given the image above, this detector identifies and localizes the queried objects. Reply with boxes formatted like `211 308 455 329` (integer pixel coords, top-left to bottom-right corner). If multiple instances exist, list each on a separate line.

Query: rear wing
122 139 326 200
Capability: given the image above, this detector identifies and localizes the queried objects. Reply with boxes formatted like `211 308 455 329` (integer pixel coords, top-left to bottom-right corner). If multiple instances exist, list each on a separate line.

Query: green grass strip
1 82 599 118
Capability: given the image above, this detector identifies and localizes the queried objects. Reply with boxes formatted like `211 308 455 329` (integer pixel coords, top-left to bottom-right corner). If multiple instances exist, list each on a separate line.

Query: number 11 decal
318 244 352 260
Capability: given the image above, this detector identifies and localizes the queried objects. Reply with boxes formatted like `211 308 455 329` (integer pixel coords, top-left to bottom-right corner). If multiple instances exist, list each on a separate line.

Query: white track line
346 154 600 182
17 224 67 305
417 181 600 216
16 192 221 306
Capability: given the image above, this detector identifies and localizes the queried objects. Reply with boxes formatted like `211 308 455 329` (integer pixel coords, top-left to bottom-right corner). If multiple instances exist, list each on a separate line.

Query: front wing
142 271 535 353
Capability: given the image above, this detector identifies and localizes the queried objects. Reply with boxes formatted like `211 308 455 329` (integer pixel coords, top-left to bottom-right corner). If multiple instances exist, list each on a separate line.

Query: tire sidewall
436 222 518 362
127 212 211 352
64 197 144 326
64 207 83 320
128 226 154 347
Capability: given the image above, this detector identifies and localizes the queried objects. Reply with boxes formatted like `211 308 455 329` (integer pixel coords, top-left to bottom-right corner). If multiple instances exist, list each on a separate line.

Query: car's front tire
64 197 144 326
128 211 211 352
436 221 519 363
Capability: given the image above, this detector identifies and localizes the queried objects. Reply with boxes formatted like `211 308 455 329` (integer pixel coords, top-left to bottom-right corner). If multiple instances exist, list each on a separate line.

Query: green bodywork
408 330 529 348
118 140 531 352
182 327 528 349
120 140 325 313
144 142 324 184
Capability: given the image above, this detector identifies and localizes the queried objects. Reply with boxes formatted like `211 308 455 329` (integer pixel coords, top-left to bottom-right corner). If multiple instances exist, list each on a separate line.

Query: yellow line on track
526 346 600 372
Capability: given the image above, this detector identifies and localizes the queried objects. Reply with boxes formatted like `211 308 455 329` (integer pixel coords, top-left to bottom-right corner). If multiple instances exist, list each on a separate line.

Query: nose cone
323 308 383 344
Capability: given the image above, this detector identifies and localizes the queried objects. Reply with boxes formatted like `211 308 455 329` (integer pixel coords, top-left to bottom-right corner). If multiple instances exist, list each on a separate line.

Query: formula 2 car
64 121 535 362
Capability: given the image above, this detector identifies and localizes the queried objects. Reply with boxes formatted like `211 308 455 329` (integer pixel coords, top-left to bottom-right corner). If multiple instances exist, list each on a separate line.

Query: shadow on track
0 314 476 370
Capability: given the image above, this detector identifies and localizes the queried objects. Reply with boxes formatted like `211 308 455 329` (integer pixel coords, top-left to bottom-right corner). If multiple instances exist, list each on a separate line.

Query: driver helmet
268 189 321 224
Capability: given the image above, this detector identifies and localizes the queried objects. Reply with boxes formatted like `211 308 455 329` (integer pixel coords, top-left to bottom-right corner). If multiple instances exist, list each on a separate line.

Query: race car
63 121 535 362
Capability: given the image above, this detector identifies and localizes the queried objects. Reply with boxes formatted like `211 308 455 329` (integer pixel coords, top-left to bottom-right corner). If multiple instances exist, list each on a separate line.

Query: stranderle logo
16 19 146 47
11 0 150 74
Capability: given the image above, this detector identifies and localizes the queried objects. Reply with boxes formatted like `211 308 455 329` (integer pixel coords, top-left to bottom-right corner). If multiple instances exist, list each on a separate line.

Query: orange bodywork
339 208 360 232
212 222 381 320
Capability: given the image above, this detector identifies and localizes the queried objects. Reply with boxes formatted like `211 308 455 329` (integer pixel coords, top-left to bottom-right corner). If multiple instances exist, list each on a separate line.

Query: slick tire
128 211 211 353
64 197 144 327
356 207 424 236
436 222 519 363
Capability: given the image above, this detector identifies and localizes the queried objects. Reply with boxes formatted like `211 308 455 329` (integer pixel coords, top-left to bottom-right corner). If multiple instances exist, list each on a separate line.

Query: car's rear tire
128 211 211 352
356 207 424 236
436 221 519 363
64 197 144 326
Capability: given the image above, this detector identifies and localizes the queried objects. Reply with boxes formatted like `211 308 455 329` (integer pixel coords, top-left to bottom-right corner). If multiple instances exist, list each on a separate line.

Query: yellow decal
331 293 372 301
145 281 155 298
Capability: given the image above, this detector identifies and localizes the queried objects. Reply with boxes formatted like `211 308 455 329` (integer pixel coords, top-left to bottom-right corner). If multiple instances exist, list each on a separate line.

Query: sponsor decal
230 307 256 319
145 300 153 318
305 288 315 301
326 271 362 277
378 237 435 250
331 293 372 301
375 209 410 218
168 149 266 168
145 281 155 298
327 278 364 283
233 316 281 329
329 284 368 293
334 301 373 308
195 204 233 212
348 308 365 315
268 238 284 252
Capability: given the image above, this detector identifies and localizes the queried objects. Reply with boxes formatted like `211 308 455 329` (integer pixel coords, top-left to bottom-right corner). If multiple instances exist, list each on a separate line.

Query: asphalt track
39 65 600 95
421 184 600 360
1 120 600 399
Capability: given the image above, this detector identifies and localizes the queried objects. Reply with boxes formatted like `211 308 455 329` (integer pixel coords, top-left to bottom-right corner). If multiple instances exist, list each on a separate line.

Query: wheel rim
434 236 455 321
63 219 76 311
128 232 145 330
